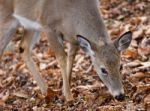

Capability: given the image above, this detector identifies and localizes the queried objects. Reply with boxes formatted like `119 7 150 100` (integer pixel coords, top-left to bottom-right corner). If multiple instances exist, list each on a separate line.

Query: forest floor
0 0 150 111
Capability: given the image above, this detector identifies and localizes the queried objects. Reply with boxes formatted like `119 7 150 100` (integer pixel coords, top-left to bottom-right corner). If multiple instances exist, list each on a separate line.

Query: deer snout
111 88 125 101
115 93 125 101
109 86 125 101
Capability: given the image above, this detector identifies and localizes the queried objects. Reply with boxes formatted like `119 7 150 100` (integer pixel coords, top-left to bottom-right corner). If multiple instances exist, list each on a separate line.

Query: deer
0 0 132 101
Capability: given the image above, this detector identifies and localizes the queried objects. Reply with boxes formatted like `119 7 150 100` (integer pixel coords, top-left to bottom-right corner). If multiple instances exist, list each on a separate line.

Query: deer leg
21 30 48 94
0 19 19 58
0 0 17 58
46 31 73 101
67 43 78 84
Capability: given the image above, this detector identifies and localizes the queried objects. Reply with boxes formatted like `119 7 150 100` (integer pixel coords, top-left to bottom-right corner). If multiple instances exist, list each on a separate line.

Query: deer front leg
20 30 48 94
0 19 19 58
46 31 73 101
0 0 17 58
67 43 78 84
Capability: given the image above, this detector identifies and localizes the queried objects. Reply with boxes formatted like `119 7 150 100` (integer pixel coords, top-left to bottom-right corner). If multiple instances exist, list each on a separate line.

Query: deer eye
101 68 108 75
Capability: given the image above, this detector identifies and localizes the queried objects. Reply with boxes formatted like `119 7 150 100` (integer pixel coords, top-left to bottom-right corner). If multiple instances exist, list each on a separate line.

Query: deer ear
114 31 132 52
77 35 95 55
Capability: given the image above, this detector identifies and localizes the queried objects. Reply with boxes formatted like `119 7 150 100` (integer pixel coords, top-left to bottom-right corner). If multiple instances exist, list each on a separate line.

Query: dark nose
115 93 125 101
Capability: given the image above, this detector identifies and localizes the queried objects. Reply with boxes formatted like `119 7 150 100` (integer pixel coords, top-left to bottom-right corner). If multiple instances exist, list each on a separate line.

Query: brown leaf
145 27 150 35
133 30 144 39
3 51 13 57
131 40 138 48
138 62 150 69
76 82 101 91
110 29 121 36
97 105 123 111
144 94 150 110
133 84 150 103
129 72 150 82
45 88 59 101
1 91 9 102
16 27 24 34
0 69 6 76
39 63 47 70
95 94 112 106
138 47 150 56
43 48 55 59
0 100 5 106
125 60 141 68
40 32 47 42
13 91 29 99
130 17 141 25
138 37 150 56
122 49 138 59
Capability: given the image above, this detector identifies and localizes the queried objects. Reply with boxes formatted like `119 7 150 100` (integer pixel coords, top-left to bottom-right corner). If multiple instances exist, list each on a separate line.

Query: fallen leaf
32 106 45 111
97 105 123 111
76 83 100 91
138 37 150 57
138 47 150 56
125 60 141 68
47 60 57 68
45 88 59 101
144 94 150 111
145 27 150 35
40 32 47 42
138 61 150 69
13 91 29 99
0 100 5 106
1 91 9 102
133 29 144 39
16 27 24 34
0 69 5 76
39 63 47 70
129 72 150 82
131 40 138 48
130 17 141 25
122 49 138 59
43 48 55 58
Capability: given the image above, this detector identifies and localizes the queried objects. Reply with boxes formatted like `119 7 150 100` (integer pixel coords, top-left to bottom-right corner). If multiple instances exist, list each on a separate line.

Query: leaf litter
0 0 150 110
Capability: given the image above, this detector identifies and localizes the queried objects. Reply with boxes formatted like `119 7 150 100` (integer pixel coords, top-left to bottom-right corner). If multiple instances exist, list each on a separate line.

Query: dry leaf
43 48 55 58
145 28 150 35
39 63 47 70
138 62 150 69
144 94 150 110
130 17 141 25
131 40 138 48
76 83 100 91
1 91 9 102
133 30 144 39
0 100 5 106
122 49 138 59
40 32 47 42
97 105 123 111
138 47 150 56
125 60 141 68
45 88 58 100
0 69 5 76
13 91 28 99
129 72 149 82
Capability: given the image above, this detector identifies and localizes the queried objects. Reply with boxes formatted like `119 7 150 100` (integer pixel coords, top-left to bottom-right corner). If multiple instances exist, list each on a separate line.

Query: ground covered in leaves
0 0 150 111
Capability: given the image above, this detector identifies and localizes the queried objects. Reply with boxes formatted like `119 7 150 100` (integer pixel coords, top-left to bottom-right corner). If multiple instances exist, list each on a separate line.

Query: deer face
77 31 132 101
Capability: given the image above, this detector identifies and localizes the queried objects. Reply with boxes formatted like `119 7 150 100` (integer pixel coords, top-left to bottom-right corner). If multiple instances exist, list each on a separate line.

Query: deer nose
115 93 125 101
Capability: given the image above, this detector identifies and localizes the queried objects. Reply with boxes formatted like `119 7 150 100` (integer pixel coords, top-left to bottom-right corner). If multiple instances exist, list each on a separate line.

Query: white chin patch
13 14 42 30
110 89 124 97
